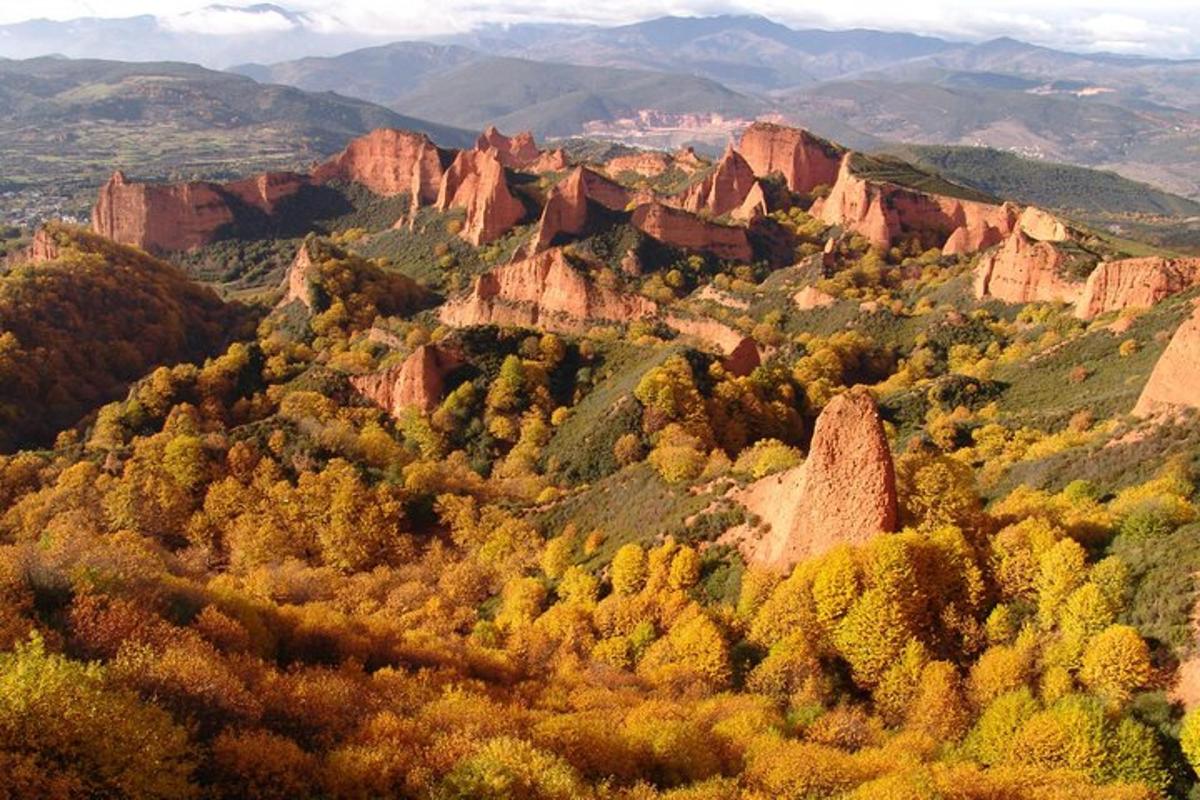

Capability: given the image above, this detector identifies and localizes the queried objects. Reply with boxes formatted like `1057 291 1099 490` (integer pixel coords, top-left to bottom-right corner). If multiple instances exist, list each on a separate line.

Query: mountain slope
0 56 473 227
238 46 766 137
0 224 247 451
445 14 957 91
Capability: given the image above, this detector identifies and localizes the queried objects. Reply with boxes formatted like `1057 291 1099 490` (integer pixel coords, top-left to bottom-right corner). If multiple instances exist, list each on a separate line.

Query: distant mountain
0 5 390 68
442 15 957 92
0 57 473 226
778 79 1200 199
238 44 767 137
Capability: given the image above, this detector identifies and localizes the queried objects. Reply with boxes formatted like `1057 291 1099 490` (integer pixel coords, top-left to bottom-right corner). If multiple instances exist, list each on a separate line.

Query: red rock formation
1018 206 1071 242
476 126 566 173
631 202 752 262
733 181 769 222
606 150 673 178
1134 302 1200 417
674 146 705 174
279 240 318 310
26 227 62 262
91 169 305 252
973 230 1083 305
1075 257 1200 320
738 122 843 193
439 247 657 331
350 344 463 416
436 148 526 245
531 167 631 252
794 286 837 310
731 389 898 570
675 146 760 220
665 313 761 376
312 128 449 203
812 154 1017 253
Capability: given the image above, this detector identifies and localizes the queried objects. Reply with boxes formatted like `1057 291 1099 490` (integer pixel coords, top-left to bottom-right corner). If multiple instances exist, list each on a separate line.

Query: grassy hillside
885 143 1200 217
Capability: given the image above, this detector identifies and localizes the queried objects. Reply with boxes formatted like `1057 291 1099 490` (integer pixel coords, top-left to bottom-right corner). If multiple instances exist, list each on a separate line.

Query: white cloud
160 6 300 35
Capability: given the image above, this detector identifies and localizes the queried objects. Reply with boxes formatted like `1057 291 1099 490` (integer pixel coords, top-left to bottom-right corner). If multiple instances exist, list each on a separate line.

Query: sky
2 0 1200 58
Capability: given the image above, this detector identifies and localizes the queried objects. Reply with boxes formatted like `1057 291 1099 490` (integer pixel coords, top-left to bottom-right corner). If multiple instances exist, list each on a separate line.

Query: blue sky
4 1 1199 58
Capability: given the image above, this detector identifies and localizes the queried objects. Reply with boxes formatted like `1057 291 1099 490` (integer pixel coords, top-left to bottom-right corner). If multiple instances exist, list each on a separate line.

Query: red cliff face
738 122 843 194
812 154 1017 254
91 169 305 252
665 313 761 377
730 389 898 570
439 247 657 331
676 146 759 219
312 128 450 203
278 240 318 310
26 227 63 262
476 126 567 172
631 202 753 262
1134 302 1200 418
435 148 526 246
973 230 1082 305
1075 257 1200 320
350 344 463 416
606 150 674 178
532 167 631 253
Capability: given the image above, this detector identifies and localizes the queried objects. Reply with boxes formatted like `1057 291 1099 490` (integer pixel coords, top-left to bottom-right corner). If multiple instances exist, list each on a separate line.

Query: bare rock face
26 227 62 262
313 128 449 203
973 230 1083 305
812 154 1017 253
476 126 567 173
677 146 758 218
794 285 837 310
732 389 898 570
1133 302 1200 417
631 202 752 262
532 167 631 252
606 150 673 178
665 313 761 376
435 148 526 245
279 240 318 310
738 122 843 193
439 247 657 331
674 146 705 174
91 169 307 252
1018 206 1071 243
350 344 463 416
1075 257 1200 320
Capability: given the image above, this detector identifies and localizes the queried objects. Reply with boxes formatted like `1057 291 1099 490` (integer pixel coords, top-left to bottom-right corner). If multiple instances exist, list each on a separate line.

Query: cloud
160 5 301 35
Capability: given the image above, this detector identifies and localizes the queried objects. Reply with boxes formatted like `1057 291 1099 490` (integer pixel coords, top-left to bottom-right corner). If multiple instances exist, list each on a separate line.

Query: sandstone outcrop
665 313 761 376
532 167 630 252
676 146 758 219
279 240 318 310
1133 302 1200 417
312 128 450 203
972 230 1083 305
606 150 673 178
738 122 843 194
731 389 898 570
91 169 307 252
475 126 566 172
26 227 62 262
812 154 1017 253
350 344 463 416
1018 206 1071 243
631 202 752 262
439 247 657 331
1075 257 1200 320
436 148 526 245
794 285 837 310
